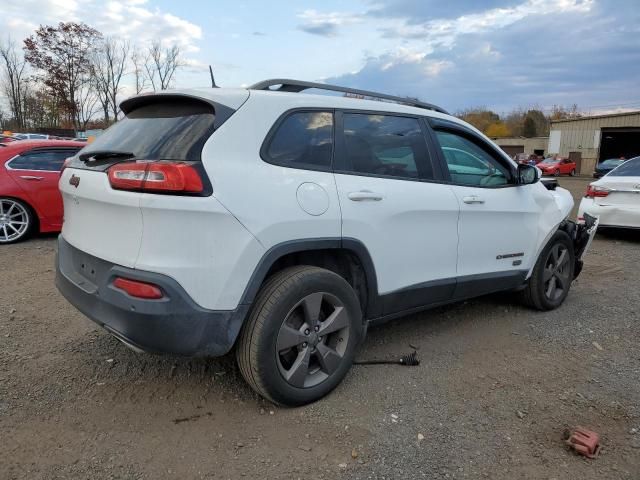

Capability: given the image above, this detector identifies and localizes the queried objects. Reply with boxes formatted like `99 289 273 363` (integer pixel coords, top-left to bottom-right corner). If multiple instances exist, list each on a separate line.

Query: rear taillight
108 161 204 194
113 277 164 299
585 184 610 198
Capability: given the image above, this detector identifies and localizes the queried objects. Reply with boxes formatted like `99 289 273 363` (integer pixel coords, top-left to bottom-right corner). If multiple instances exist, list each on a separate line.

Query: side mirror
518 164 540 185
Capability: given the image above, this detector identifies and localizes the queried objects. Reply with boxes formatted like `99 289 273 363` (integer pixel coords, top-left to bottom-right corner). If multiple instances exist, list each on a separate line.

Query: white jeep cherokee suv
56 79 596 406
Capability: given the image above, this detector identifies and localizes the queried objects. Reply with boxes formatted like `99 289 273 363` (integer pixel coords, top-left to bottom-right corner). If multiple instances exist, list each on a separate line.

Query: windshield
81 99 216 162
540 158 558 164
607 157 640 177
600 159 625 168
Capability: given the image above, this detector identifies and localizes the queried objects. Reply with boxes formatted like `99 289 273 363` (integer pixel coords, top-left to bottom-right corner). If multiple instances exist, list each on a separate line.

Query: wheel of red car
0 198 34 244
570 169 576 176
554 169 560 176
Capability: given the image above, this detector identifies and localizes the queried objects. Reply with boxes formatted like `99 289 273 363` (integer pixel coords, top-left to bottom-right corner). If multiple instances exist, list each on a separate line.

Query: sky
1 0 640 115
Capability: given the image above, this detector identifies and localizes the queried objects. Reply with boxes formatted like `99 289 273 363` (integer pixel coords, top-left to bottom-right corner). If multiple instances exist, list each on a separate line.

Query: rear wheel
570 169 576 176
0 198 33 244
236 266 362 406
520 230 575 310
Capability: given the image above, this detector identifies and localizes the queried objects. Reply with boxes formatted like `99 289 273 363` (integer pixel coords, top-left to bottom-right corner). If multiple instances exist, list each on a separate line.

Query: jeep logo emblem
69 174 80 188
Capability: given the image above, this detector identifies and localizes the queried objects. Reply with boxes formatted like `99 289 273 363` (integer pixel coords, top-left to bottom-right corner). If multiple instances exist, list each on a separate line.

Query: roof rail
249 78 449 115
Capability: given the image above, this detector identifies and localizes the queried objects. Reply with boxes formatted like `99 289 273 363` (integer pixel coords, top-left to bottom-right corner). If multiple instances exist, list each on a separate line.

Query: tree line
456 104 582 138
0 22 184 133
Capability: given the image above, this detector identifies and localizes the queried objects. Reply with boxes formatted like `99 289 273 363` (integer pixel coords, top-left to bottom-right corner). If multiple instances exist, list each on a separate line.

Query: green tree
523 115 537 137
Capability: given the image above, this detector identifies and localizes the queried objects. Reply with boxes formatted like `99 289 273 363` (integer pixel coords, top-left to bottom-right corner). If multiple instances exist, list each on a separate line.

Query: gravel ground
1 176 639 479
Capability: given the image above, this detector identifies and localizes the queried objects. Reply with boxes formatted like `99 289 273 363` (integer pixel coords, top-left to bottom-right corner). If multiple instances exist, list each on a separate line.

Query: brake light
113 277 164 299
108 161 204 193
585 184 610 198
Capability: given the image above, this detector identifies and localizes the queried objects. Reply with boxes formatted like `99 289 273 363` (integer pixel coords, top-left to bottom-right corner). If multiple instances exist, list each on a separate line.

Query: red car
0 140 85 244
537 157 577 176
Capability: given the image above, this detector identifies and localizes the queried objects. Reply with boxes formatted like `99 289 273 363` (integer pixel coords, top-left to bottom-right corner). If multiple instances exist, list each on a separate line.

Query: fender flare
237 237 381 318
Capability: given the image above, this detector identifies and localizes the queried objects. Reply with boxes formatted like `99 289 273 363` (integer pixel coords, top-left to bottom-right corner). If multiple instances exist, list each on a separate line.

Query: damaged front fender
558 213 599 279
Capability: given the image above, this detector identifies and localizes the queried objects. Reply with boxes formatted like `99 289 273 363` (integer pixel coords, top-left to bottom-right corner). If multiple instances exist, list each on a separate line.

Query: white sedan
578 156 640 229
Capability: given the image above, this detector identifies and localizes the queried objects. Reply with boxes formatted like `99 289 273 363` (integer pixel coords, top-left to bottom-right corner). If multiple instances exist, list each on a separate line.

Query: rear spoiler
119 93 236 130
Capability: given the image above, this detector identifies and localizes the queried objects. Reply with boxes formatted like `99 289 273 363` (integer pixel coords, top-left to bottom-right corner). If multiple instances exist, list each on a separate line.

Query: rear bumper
55 236 248 356
578 198 640 229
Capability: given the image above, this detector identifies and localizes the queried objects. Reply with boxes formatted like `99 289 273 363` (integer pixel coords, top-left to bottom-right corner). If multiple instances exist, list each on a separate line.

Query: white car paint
59 87 576 311
578 175 640 229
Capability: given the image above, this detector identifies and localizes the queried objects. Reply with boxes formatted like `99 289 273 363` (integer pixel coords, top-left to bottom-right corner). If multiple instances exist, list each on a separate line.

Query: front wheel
0 198 34 244
236 266 363 406
554 169 561 177
570 169 576 176
520 230 575 311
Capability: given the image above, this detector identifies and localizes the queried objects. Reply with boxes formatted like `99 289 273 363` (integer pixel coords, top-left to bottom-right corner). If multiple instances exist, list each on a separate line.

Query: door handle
19 175 44 181
462 195 485 204
347 190 383 202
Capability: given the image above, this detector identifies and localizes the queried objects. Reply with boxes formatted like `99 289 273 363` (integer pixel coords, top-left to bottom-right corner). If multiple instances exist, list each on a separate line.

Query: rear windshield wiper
79 150 135 162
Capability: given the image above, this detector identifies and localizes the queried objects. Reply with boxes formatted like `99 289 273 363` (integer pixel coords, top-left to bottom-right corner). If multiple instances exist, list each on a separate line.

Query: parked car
0 135 18 144
0 140 85 243
593 158 627 178
12 133 49 140
55 79 597 406
579 156 640 229
537 157 577 176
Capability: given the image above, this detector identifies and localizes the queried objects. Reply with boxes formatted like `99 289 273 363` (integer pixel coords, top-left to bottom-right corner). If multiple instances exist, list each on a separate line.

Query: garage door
500 145 524 157
599 128 640 162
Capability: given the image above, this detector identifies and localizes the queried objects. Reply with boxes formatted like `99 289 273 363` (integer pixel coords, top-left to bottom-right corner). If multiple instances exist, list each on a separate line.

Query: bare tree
144 41 182 91
92 37 129 122
0 37 29 129
76 76 99 131
23 22 102 130
131 47 148 94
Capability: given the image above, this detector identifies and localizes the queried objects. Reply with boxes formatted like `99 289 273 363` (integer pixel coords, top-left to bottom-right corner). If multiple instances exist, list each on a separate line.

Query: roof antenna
209 65 218 88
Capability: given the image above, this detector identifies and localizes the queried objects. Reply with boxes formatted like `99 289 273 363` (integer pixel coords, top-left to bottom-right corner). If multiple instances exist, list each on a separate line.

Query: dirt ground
1 176 639 479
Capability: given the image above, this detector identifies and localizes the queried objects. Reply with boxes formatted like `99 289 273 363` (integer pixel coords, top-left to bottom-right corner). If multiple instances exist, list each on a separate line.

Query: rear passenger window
264 111 333 169
8 149 79 171
340 114 432 180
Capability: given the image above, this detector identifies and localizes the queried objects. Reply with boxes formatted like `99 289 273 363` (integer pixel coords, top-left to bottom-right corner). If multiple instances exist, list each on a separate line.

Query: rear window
600 159 624 168
80 99 216 161
608 157 640 176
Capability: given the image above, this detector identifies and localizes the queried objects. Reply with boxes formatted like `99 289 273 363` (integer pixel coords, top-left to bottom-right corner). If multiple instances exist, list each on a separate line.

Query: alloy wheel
276 292 351 388
543 244 570 301
0 199 29 243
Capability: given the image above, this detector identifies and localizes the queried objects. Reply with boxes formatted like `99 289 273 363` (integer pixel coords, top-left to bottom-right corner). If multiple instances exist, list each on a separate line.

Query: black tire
236 266 363 406
570 169 576 176
0 198 35 244
554 169 560 177
520 230 575 311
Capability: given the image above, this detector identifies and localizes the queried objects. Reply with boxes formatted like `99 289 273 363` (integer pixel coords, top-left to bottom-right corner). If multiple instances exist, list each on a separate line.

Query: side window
340 114 432 180
264 111 333 169
434 130 510 186
8 149 79 171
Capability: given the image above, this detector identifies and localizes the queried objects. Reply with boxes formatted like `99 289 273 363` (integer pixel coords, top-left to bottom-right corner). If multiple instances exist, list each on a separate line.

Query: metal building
493 136 548 158
548 111 640 175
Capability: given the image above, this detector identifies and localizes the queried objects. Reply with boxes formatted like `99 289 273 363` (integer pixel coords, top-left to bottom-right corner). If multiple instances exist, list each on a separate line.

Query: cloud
366 0 521 22
1 0 201 53
327 0 640 112
297 9 361 37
